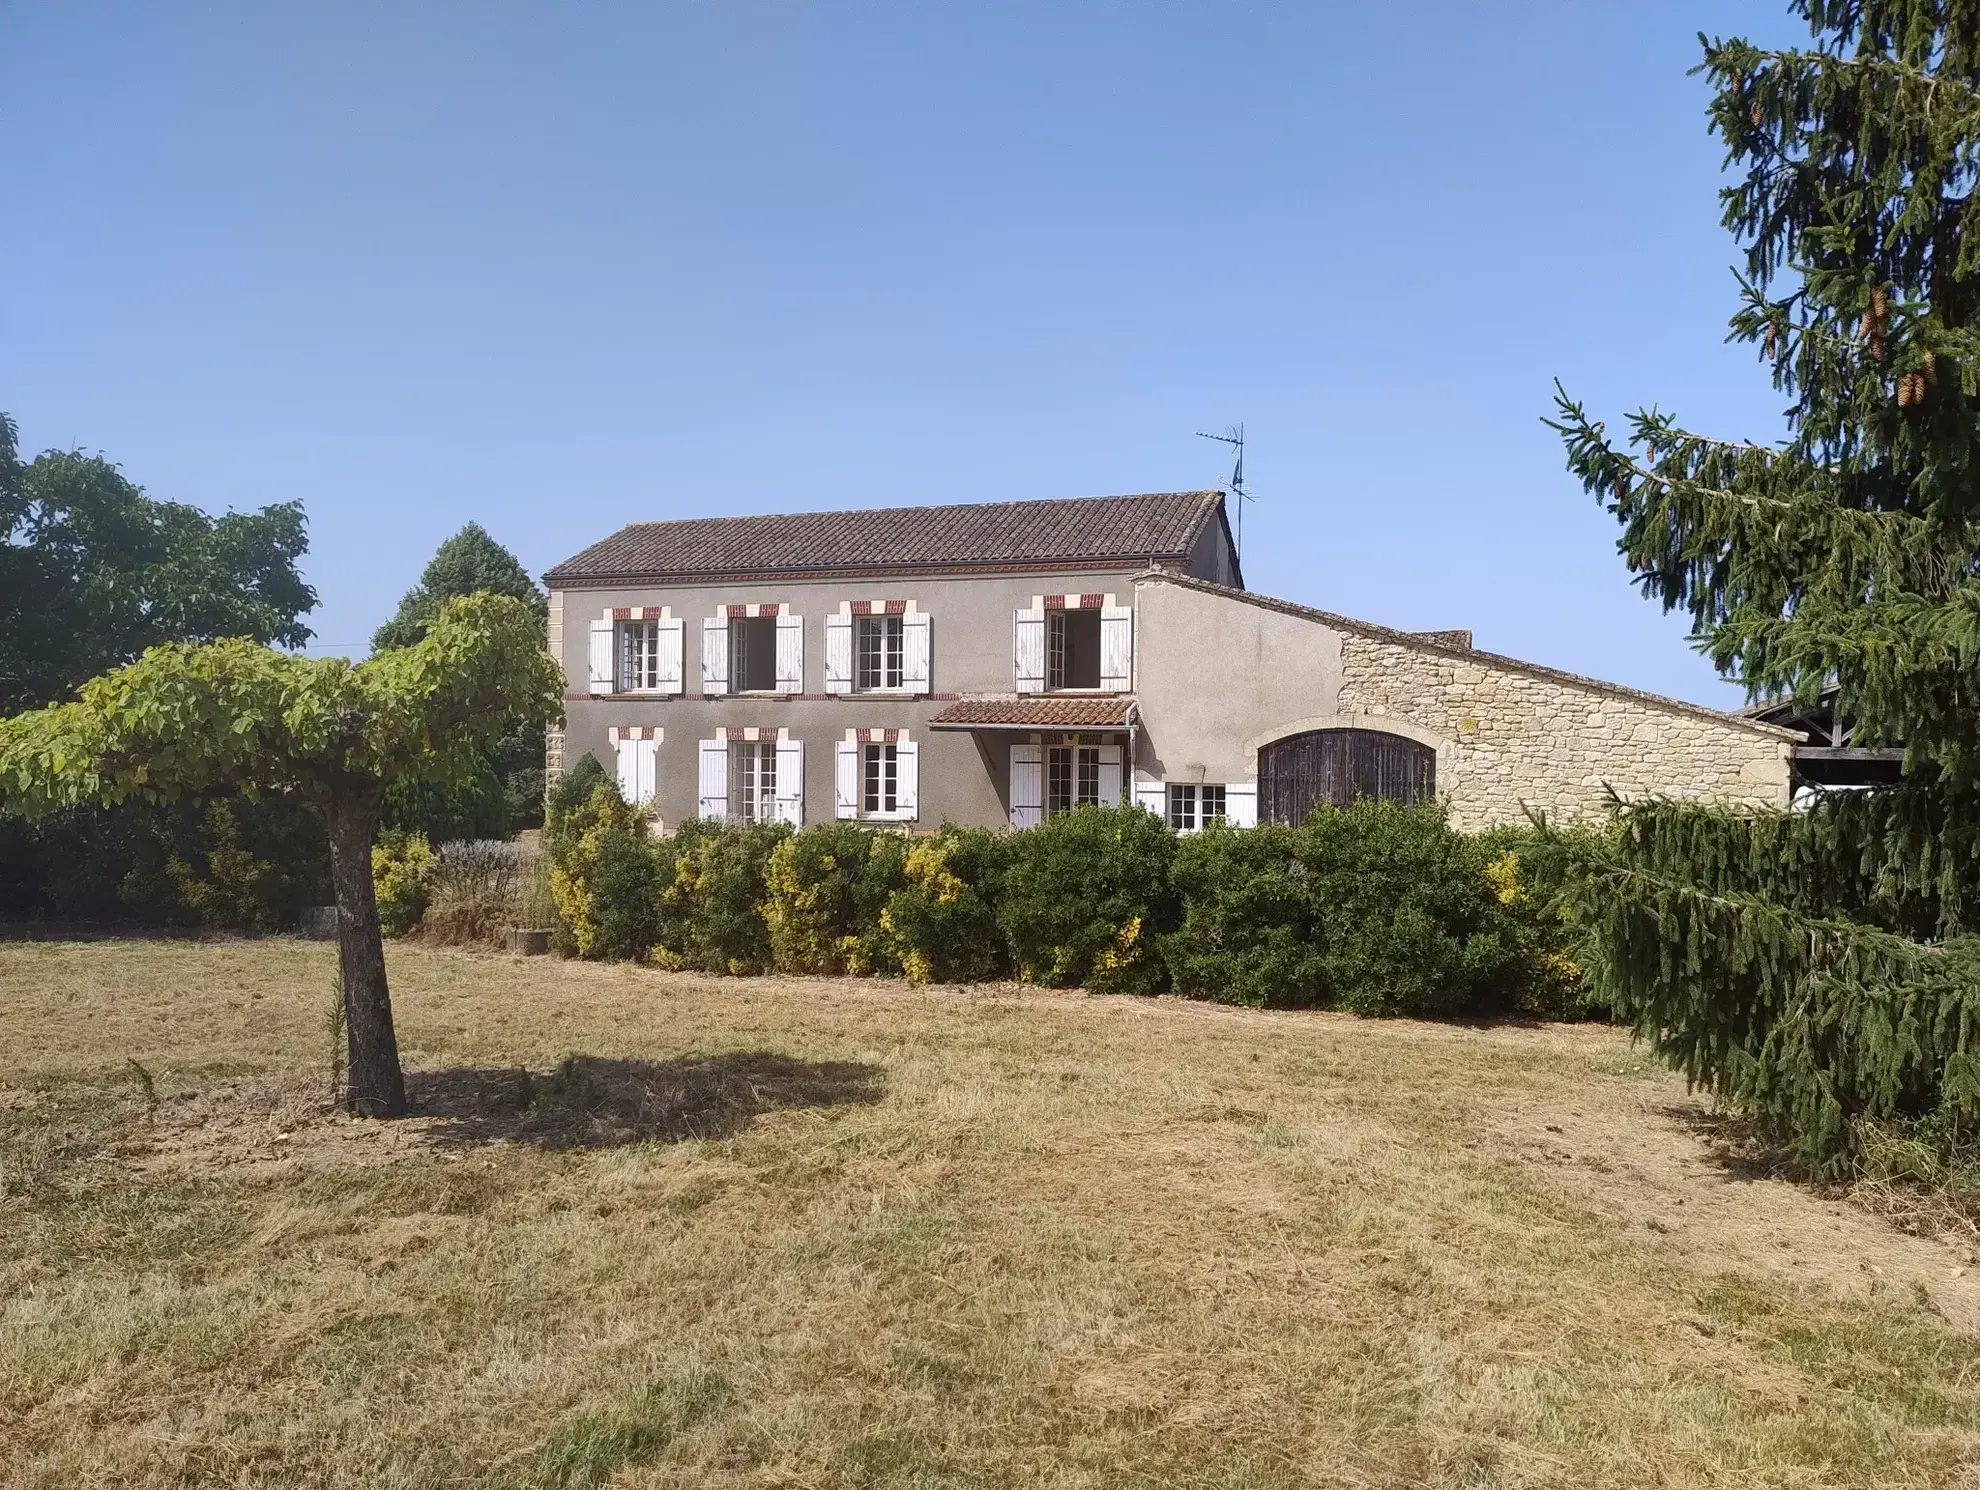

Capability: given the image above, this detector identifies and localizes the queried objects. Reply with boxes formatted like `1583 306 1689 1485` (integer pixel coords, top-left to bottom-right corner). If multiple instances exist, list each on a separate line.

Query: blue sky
3 2 1810 703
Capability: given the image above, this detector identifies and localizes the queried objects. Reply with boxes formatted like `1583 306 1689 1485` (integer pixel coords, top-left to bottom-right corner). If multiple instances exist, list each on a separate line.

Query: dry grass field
5 939 1980 1489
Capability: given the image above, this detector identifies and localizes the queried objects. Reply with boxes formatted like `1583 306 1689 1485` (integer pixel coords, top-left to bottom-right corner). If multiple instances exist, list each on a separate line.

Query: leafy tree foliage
1549 1 1980 1172
0 595 562 1116
374 522 549 838
0 412 316 714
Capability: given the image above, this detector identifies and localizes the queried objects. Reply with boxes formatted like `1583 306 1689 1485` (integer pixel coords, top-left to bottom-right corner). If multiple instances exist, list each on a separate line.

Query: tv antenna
1196 422 1250 561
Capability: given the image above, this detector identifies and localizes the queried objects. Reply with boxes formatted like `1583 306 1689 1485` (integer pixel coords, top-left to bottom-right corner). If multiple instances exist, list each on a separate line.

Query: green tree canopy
1549 0 1980 1172
372 521 544 653
371 522 550 839
0 413 317 715
0 593 563 1116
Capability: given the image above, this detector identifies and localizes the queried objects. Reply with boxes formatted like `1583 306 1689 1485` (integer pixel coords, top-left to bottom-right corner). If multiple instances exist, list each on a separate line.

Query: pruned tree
0 594 562 1116
1547 2 1980 1172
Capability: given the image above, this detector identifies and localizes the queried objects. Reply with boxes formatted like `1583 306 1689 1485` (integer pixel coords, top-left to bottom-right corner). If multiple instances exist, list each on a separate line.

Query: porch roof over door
928 695 1135 731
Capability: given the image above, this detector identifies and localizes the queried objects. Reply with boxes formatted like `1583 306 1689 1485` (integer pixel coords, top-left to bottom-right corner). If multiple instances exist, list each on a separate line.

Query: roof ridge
1137 570 1803 741
610 489 1222 534
544 490 1229 587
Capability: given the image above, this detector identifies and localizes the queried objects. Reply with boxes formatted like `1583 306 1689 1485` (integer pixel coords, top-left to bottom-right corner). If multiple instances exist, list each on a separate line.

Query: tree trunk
323 785 407 1117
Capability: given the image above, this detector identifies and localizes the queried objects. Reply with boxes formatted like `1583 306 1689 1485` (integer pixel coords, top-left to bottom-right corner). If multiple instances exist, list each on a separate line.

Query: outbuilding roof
1138 571 1805 742
544 491 1228 587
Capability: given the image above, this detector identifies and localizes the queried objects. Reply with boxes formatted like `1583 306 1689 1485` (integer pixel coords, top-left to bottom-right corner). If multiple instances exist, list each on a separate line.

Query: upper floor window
620 619 664 692
730 615 778 693
824 603 930 695
702 605 802 696
588 608 682 696
1047 609 1102 691
1014 596 1130 695
857 615 905 691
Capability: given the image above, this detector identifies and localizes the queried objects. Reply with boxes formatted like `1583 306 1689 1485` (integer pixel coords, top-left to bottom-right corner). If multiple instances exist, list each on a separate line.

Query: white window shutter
588 620 614 695
902 612 932 693
697 737 728 819
774 737 805 825
616 737 658 807
1013 609 1045 694
775 613 804 694
701 618 729 696
615 737 641 801
1133 777 1165 816
895 740 919 820
824 614 853 695
1009 743 1043 828
835 739 859 818
1225 781 1258 828
1097 743 1123 806
657 617 685 695
1100 606 1133 692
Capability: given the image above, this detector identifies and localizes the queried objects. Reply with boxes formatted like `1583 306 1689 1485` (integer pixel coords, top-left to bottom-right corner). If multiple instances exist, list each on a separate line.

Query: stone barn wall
1336 632 1795 830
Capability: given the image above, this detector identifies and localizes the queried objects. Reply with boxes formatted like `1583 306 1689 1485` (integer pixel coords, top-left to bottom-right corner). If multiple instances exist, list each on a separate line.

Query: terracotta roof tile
929 696 1134 729
545 492 1224 586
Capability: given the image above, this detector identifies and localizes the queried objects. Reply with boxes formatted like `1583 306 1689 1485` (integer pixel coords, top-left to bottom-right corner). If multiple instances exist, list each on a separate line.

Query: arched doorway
1257 728 1437 824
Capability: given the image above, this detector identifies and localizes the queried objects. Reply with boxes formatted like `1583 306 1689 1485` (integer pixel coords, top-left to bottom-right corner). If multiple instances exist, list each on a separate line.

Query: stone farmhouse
540 491 1799 833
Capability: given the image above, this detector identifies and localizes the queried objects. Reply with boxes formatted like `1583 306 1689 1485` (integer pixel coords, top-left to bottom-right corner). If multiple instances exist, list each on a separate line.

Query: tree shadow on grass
1659 1103 1803 1183
405 1052 884 1151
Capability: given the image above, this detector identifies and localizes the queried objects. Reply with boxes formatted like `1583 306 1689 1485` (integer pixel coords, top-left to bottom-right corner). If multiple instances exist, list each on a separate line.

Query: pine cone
1924 350 1937 385
1615 473 1629 504
1751 102 1764 126
1898 374 1914 408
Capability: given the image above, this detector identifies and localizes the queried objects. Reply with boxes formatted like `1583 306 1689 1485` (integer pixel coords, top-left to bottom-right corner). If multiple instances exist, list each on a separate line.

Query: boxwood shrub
998 804 1178 993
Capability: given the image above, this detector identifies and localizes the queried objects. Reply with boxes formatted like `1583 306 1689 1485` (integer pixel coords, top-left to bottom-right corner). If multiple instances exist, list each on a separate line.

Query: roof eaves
543 553 1173 589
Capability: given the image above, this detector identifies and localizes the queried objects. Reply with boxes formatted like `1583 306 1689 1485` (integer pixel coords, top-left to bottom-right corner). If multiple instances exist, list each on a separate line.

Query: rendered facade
542 491 1798 833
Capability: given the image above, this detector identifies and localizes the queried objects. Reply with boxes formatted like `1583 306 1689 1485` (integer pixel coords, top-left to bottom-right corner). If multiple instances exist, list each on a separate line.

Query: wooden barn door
1257 729 1436 824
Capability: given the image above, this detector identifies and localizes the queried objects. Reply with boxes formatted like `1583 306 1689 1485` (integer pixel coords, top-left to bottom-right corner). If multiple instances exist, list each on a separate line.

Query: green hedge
536 757 1586 1019
1166 801 1578 1016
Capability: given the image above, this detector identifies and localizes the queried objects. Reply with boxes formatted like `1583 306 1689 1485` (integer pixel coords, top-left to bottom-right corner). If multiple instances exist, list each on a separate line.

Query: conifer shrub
764 823 909 975
882 825 1011 984
371 831 437 938
164 800 287 932
998 804 1176 992
658 817 789 974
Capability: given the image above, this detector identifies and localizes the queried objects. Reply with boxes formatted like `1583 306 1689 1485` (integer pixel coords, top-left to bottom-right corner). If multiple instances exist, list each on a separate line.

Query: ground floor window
731 741 778 822
1047 745 1103 816
863 743 899 815
1167 783 1227 831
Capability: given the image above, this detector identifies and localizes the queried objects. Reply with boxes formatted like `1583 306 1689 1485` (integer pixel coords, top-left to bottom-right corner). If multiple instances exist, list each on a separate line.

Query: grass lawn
5 940 1980 1488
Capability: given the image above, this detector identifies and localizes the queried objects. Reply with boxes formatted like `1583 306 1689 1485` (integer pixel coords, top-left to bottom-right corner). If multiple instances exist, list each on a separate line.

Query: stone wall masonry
1336 634 1794 830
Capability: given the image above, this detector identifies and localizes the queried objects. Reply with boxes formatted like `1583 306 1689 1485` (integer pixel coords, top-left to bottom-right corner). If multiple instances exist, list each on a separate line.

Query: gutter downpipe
1124 699 1139 809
